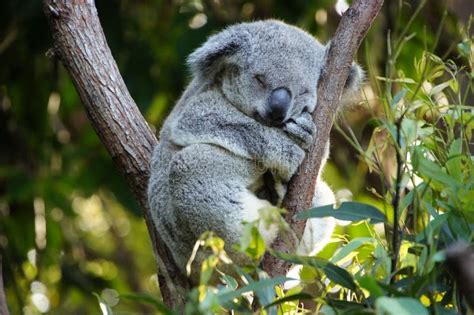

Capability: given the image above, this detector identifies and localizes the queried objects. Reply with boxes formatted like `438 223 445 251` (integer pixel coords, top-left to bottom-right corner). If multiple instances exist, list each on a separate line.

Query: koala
147 20 362 282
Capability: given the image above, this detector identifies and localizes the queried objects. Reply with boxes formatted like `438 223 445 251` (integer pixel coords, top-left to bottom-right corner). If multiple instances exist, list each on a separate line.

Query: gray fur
148 20 361 281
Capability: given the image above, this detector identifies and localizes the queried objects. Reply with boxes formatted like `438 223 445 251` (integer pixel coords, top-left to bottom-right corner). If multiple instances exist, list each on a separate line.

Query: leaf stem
390 118 403 282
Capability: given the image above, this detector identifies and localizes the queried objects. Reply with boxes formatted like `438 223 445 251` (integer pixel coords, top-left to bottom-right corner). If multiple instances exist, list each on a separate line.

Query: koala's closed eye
298 89 310 97
254 74 267 88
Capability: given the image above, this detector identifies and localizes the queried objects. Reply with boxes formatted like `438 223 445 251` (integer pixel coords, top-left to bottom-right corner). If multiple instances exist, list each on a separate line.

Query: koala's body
148 20 361 281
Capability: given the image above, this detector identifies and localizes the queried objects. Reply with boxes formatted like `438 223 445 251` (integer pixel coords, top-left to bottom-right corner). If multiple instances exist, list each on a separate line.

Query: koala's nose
268 87 291 123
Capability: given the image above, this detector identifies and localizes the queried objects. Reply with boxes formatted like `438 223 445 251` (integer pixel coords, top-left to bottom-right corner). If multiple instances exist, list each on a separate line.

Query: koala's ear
344 62 364 92
187 28 246 80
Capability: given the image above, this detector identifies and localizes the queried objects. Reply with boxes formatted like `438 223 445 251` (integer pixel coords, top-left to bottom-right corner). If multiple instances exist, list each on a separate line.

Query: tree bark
42 0 189 309
262 0 384 277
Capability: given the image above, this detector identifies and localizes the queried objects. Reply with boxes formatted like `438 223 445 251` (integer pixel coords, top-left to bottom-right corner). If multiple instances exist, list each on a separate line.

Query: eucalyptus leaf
272 252 357 291
264 293 313 309
93 293 114 315
330 237 374 263
375 297 428 315
412 148 458 189
357 275 384 298
296 202 386 224
216 276 290 305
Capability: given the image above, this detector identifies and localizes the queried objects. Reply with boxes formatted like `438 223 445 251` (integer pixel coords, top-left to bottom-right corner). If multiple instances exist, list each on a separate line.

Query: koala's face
188 20 361 127
220 25 324 126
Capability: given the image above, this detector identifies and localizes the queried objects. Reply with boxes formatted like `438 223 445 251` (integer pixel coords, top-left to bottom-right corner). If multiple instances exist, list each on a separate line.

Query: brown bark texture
42 0 189 309
262 0 384 277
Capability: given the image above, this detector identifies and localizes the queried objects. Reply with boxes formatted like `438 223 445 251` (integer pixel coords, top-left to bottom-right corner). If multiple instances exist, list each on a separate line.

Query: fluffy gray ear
187 28 245 80
344 62 364 92
339 62 364 105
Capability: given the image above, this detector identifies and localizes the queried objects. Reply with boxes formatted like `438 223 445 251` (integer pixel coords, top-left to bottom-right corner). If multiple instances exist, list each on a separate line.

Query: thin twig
390 118 402 281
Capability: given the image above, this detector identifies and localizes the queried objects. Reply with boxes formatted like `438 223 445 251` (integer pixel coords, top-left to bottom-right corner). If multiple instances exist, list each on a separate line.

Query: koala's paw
283 112 316 149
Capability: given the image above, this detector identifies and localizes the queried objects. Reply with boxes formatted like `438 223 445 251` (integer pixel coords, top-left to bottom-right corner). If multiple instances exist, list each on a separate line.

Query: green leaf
400 183 428 212
457 39 471 58
415 213 448 242
330 237 374 263
220 274 239 290
323 263 358 291
200 254 219 285
272 252 357 291
216 276 289 305
447 213 471 241
375 297 428 315
237 221 266 260
264 293 313 309
357 275 384 298
296 202 386 224
254 270 276 312
376 76 417 84
429 80 451 96
326 299 368 313
446 139 463 181
93 293 114 315
412 148 458 189
390 89 407 109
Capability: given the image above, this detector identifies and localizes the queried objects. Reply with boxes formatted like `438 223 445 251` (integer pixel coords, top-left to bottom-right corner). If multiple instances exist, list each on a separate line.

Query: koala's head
188 20 362 126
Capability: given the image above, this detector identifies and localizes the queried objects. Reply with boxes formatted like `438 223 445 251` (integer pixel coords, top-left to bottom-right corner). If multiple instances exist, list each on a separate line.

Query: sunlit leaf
357 275 384 298
220 274 238 290
93 293 114 315
412 148 458 189
272 252 357 291
375 297 428 315
296 202 386 224
330 237 374 263
390 89 407 109
216 276 290 305
264 293 313 309
376 76 417 84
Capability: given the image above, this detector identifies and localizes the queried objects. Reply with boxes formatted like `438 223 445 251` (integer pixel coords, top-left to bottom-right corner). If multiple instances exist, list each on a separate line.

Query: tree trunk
42 0 189 309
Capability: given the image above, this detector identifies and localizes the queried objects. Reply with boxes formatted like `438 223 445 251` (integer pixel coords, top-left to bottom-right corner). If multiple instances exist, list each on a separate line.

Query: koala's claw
283 113 315 149
293 112 316 134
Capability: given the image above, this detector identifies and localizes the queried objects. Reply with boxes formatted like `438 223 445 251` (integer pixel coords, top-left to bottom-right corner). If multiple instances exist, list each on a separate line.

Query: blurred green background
0 0 471 313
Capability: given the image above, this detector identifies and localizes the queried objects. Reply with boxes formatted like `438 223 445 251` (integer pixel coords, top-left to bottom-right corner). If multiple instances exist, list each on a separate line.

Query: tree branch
262 0 384 277
42 0 189 309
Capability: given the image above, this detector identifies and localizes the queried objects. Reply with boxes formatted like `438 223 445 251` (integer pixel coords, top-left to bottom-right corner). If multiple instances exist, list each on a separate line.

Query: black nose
268 87 291 123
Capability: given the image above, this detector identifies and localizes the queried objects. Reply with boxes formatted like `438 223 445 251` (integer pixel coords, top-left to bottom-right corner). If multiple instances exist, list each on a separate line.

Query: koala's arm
170 95 306 182
296 180 336 256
